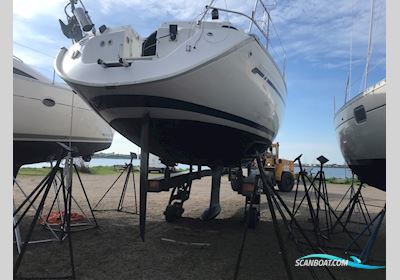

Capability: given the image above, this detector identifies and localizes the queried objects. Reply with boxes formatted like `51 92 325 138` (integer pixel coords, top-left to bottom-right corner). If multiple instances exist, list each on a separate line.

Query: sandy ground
13 171 386 280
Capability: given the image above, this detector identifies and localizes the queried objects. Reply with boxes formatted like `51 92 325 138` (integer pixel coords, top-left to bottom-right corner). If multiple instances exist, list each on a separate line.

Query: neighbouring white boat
334 0 385 191
13 56 114 176
334 80 386 190
55 0 287 167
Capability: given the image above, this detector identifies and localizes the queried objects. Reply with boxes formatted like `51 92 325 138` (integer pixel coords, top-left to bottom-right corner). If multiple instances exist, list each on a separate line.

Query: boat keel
201 166 223 221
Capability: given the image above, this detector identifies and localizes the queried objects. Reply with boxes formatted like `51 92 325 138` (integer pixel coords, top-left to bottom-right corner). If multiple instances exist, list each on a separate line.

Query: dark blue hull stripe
90 95 276 137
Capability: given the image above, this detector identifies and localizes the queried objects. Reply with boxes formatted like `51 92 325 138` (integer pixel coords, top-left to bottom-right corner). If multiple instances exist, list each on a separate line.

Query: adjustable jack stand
13 148 76 280
312 156 333 240
13 178 62 253
242 192 261 229
291 155 363 254
344 204 385 263
233 170 263 280
237 166 261 229
291 155 328 245
291 155 358 248
233 154 338 280
41 163 99 232
331 177 372 235
93 153 138 214
334 173 357 212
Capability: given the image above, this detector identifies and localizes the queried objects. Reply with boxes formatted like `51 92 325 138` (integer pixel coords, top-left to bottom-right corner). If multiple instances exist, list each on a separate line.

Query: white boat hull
56 23 286 166
13 58 114 175
334 80 386 190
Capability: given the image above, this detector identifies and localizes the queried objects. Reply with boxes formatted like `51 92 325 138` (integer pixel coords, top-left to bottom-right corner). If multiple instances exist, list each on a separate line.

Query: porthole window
42 98 55 107
354 105 366 123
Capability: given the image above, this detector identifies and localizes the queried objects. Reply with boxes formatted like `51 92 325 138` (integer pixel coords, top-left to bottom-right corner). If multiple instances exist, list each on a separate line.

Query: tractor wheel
278 171 294 192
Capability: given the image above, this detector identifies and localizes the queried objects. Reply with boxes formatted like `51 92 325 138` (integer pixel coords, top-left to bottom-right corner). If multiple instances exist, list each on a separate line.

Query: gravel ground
13 172 386 279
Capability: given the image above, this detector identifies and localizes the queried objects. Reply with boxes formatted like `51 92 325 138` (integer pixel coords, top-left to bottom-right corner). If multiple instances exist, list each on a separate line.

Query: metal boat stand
233 154 338 280
290 155 359 249
92 153 138 214
41 163 99 233
330 178 372 235
344 204 386 264
13 147 76 280
291 155 333 245
13 179 62 252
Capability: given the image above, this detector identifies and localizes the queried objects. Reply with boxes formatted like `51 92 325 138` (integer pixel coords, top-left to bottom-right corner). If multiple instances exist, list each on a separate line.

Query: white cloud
98 0 206 19
103 132 140 154
269 0 385 68
96 0 253 21
13 0 65 19
13 20 57 45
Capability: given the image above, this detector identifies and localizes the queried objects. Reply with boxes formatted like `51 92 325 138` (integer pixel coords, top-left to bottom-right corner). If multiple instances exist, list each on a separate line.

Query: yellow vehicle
262 142 295 192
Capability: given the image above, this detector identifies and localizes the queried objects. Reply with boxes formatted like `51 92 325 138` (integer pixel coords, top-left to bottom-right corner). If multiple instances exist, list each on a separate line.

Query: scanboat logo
295 254 385 270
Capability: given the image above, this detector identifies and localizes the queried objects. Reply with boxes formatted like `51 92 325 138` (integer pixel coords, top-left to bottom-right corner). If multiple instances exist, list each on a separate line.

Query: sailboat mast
363 0 375 91
345 0 354 103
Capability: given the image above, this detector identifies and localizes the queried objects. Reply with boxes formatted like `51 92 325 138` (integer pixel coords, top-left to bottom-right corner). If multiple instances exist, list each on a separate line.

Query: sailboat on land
55 0 287 168
13 56 114 176
334 0 386 191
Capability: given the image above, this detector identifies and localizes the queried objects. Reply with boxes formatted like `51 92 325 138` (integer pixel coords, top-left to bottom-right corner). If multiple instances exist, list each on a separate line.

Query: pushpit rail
199 0 287 81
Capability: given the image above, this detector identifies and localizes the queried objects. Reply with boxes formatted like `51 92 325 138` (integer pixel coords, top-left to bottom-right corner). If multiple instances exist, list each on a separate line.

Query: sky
13 0 386 164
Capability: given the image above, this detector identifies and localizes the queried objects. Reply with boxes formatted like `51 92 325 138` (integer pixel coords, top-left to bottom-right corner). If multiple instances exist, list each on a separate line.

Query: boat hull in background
334 80 386 191
13 58 114 176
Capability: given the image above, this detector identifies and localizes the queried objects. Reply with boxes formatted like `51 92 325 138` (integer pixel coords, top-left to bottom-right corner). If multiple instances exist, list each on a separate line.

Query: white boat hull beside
55 21 287 167
334 80 386 190
13 58 114 175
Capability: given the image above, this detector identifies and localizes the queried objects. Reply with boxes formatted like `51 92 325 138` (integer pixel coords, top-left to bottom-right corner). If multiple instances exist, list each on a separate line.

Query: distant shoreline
91 155 347 167
93 153 138 160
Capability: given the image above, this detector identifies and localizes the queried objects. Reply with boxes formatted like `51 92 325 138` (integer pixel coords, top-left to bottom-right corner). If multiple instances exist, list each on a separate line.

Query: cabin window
222 25 238 31
142 31 157 56
13 67 37 80
354 105 367 123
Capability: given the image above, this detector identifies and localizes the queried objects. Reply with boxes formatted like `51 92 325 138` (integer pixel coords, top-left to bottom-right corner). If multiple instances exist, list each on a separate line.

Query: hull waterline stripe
90 95 276 137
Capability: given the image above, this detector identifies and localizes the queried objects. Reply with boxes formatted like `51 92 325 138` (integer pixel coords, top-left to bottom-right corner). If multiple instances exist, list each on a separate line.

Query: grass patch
19 165 140 176
18 167 52 176
87 166 123 175
325 177 358 184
